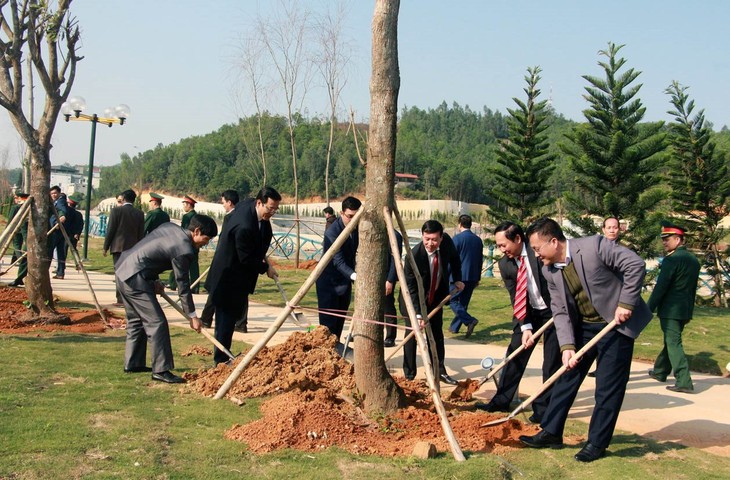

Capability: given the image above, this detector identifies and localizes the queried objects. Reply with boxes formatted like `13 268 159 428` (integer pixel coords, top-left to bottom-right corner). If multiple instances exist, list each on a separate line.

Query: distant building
50 163 100 195
395 172 418 189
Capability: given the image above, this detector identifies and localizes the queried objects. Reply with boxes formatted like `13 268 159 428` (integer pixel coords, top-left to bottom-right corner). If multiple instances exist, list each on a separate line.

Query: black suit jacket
403 233 462 315
498 244 551 325
104 203 145 254
205 198 272 316
316 216 358 296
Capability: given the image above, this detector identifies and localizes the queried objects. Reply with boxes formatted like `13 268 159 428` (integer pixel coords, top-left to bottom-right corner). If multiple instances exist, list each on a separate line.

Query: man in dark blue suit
448 214 483 337
205 187 281 365
116 215 218 383
519 217 652 463
316 196 361 342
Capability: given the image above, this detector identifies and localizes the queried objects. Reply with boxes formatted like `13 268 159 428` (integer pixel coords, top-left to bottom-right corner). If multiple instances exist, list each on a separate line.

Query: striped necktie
514 259 528 321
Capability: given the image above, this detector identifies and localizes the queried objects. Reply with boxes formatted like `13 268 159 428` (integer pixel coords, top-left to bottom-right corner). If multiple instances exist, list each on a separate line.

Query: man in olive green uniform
168 195 199 293
144 192 170 236
647 222 700 394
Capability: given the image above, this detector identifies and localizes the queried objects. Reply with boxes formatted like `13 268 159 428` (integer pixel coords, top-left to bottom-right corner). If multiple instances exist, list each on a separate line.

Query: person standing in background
144 193 170 235
448 214 483 337
104 189 145 306
169 195 199 293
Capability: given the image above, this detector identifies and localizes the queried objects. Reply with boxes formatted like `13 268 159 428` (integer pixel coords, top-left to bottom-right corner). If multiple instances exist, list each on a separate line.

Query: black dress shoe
151 371 186 384
574 443 606 462
404 374 415 381
8 280 24 287
234 324 248 333
465 319 479 338
439 373 458 385
474 401 510 413
383 338 396 348
648 369 667 382
587 370 596 378
666 385 694 393
528 413 542 424
519 430 564 448
124 366 152 373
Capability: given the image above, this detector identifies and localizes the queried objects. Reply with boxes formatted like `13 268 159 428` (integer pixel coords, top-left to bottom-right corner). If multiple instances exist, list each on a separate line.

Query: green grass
79 244 729 375
1 329 729 479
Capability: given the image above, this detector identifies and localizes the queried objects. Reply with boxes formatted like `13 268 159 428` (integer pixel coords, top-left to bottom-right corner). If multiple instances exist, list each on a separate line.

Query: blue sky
2 0 729 170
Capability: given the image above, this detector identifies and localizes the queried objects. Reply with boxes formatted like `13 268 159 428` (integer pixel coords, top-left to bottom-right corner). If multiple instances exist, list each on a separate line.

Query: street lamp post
61 96 130 261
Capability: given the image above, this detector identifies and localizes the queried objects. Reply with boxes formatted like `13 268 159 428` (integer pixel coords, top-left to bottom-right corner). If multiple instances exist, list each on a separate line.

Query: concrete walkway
20 266 730 457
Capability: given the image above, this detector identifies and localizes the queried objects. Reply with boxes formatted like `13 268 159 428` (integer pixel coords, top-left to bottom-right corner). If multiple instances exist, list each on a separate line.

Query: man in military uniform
8 192 29 287
647 222 701 394
144 192 170 235
169 195 199 292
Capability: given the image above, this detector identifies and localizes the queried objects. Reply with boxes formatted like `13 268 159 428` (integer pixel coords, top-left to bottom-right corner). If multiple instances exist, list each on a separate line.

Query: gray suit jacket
116 222 197 316
542 235 652 348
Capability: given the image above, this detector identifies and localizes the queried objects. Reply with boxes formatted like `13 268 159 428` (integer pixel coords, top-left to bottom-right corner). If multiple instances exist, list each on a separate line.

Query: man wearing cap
168 195 199 293
144 193 171 235
647 222 700 394
104 190 145 306
8 192 29 287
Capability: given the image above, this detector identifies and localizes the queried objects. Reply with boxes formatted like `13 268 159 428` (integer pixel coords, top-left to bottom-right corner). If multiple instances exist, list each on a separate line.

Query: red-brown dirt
0 286 124 333
185 326 546 457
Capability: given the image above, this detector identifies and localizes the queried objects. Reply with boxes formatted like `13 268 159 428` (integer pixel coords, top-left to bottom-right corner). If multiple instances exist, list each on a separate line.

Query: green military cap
182 195 197 205
660 220 686 238
149 192 164 201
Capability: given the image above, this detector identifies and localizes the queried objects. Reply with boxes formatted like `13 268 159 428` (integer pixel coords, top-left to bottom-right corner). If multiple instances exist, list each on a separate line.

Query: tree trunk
353 0 405 415
26 148 55 315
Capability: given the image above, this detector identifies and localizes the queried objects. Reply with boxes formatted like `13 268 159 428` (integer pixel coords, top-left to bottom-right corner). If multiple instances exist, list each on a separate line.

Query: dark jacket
104 203 145 254
647 246 700 321
316 216 358 296
498 244 551 324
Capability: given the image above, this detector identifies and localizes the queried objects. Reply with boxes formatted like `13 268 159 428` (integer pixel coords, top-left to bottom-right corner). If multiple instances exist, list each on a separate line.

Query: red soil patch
186 326 540 457
0 286 123 334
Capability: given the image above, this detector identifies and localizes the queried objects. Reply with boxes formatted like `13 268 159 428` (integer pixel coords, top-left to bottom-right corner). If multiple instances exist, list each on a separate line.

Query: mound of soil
0 286 123 334
186 326 540 457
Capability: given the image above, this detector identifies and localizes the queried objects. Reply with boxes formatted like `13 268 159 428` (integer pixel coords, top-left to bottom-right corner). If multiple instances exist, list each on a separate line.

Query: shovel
273 275 309 327
477 318 555 388
160 291 236 361
481 319 619 427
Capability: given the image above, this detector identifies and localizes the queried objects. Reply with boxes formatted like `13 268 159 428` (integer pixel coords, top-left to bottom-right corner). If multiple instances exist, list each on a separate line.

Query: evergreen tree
665 81 730 306
490 66 556 224
560 43 667 255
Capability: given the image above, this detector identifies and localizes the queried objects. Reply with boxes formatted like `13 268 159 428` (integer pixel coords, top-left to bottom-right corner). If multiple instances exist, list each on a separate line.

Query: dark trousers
491 308 561 418
48 230 66 276
402 304 446 379
317 285 351 341
448 280 479 332
213 299 248 365
653 316 693 389
112 252 123 303
384 292 398 342
118 277 175 373
541 321 634 449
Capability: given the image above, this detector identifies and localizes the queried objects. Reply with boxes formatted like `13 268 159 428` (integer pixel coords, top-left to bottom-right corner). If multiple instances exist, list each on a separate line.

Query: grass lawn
2 328 730 479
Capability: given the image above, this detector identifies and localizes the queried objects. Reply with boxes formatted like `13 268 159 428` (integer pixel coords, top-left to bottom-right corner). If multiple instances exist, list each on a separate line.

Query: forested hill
95 101 727 205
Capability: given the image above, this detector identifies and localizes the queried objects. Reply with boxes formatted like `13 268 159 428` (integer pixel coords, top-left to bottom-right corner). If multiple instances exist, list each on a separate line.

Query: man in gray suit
104 189 145 306
519 217 652 463
116 215 218 383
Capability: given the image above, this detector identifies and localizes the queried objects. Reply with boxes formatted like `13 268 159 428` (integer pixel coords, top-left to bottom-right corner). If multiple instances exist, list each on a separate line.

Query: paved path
20 266 730 457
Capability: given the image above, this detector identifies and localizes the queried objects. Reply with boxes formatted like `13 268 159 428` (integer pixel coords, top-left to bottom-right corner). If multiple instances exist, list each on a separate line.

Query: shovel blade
480 415 514 427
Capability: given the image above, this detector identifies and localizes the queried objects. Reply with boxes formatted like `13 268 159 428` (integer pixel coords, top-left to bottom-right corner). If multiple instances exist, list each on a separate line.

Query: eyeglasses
532 238 555 255
263 204 279 213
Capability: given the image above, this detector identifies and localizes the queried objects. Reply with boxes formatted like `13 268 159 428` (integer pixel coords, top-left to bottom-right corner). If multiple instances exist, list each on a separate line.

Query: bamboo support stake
384 205 465 462
0 200 32 259
214 207 365 400
384 293 453 362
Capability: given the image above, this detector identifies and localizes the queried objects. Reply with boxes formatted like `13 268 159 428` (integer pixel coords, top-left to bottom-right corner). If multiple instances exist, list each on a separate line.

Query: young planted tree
0 0 80 315
352 0 406 414
315 2 351 207
561 42 667 255
258 0 312 268
665 81 730 307
490 66 556 224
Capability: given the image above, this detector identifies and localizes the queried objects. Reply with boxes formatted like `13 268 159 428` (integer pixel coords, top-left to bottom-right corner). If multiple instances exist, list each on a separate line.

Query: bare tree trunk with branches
0 0 81 315
352 0 405 415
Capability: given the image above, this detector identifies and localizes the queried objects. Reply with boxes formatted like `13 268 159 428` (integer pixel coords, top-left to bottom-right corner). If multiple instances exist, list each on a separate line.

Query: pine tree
665 81 730 306
560 43 667 255
490 66 556 224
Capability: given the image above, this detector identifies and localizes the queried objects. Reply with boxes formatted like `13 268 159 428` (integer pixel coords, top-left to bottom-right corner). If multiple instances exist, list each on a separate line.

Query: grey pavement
7 263 729 457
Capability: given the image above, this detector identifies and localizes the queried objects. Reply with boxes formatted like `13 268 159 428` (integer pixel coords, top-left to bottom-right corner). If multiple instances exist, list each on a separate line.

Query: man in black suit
316 196 361 342
48 186 68 279
519 217 653 462
476 222 561 423
400 220 464 384
205 186 281 365
63 196 84 267
383 229 403 347
116 215 218 383
104 190 145 306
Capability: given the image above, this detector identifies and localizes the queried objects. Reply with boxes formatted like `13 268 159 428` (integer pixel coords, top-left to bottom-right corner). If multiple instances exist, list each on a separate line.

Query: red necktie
428 252 439 305
514 259 527 321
